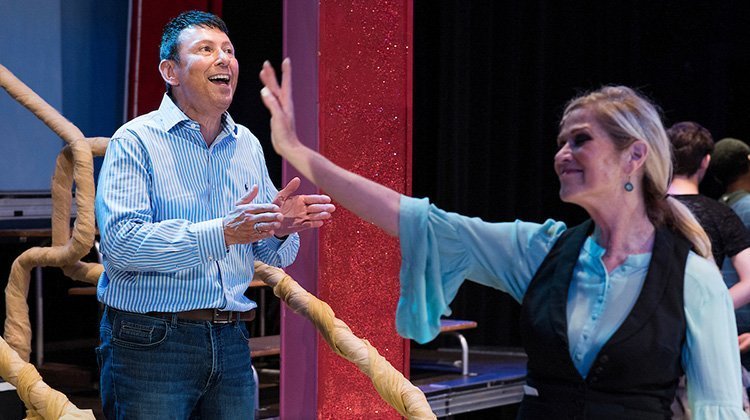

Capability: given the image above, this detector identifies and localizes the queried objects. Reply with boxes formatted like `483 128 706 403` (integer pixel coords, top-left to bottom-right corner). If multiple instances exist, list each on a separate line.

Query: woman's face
554 107 629 207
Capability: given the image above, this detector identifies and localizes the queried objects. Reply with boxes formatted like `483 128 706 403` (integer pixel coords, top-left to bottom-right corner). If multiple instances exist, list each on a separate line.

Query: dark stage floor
1 346 526 419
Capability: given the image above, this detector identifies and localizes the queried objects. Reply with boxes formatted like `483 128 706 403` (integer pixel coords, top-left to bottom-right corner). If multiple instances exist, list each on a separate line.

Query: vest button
599 355 609 363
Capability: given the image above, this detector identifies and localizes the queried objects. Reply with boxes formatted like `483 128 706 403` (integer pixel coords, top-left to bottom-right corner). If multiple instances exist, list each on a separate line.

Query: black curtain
413 0 750 347
224 1 284 184
224 1 750 348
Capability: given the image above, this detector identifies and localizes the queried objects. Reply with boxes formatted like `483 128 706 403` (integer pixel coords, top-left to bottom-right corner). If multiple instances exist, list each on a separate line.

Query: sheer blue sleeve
396 195 566 343
683 253 746 418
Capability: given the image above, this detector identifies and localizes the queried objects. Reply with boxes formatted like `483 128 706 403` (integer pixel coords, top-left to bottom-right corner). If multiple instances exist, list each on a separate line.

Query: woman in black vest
260 60 746 419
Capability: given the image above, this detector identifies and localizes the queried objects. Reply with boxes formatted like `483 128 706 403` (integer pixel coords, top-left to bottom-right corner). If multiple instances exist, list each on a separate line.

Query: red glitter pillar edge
282 1 413 418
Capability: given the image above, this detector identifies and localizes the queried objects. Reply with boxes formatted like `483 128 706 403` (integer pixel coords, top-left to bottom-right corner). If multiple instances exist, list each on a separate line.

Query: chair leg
252 364 259 417
446 332 470 375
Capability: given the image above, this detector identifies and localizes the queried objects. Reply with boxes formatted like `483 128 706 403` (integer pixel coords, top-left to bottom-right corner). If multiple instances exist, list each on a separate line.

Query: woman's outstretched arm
260 59 401 237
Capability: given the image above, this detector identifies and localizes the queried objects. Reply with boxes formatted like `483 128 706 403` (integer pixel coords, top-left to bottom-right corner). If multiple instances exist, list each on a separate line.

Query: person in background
713 138 750 227
665 122 750 417
710 137 750 375
258 59 746 418
95 12 335 418
666 122 750 309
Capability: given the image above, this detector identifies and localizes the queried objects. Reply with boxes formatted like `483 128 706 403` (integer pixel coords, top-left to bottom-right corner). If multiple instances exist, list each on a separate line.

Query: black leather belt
147 308 256 324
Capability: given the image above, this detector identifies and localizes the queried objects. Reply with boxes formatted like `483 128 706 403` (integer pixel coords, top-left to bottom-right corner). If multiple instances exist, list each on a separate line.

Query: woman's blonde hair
561 86 711 258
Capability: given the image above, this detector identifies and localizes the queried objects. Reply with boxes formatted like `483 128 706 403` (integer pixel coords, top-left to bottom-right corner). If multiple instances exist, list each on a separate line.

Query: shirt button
575 353 582 361
208 256 214 261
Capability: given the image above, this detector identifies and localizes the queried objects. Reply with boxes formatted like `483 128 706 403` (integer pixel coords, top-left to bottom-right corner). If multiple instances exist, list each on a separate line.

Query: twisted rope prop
1 63 103 418
0 337 92 419
253 262 436 420
1 64 108 361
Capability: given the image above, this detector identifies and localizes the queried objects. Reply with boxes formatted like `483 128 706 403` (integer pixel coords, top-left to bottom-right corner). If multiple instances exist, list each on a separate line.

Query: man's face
170 25 239 118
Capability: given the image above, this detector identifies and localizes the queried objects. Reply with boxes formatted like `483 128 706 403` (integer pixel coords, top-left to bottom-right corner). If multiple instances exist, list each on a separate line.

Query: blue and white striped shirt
95 94 299 313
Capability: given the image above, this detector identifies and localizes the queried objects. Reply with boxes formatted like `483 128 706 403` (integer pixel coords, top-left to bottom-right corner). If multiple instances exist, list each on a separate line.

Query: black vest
518 220 690 419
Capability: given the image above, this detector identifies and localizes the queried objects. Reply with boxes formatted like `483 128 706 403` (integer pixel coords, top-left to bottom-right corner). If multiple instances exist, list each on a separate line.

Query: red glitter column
282 1 413 418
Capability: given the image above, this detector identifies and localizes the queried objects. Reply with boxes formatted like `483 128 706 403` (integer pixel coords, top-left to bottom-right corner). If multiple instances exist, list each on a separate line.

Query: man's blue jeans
96 306 256 419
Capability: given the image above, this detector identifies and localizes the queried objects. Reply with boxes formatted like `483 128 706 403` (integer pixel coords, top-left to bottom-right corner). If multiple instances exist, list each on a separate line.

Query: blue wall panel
0 0 64 192
0 0 127 192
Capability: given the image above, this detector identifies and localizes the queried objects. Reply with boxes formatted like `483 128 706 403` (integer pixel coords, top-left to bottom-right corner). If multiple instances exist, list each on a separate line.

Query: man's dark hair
667 121 714 176
160 10 229 62
711 138 750 187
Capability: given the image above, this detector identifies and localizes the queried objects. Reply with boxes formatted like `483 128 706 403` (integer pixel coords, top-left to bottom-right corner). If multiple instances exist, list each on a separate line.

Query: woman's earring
624 177 634 192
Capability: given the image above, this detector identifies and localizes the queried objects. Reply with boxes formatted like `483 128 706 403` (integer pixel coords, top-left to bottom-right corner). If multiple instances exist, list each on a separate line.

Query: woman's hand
260 59 301 157
257 57 401 236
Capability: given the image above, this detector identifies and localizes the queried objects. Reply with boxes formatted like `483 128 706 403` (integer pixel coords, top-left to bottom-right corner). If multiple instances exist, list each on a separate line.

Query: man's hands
223 185 283 246
223 179 335 247
273 177 335 237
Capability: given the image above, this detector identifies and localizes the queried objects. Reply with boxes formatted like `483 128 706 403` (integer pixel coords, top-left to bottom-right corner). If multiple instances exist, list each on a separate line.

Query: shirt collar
584 235 651 269
158 94 238 138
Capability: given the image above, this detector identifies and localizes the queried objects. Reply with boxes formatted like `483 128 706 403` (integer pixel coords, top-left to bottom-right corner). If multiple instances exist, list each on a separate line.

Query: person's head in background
667 121 714 184
711 137 750 195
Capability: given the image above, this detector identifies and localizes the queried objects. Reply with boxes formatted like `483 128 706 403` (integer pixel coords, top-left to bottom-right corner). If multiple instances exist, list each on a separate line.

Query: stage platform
411 346 527 418
254 346 527 419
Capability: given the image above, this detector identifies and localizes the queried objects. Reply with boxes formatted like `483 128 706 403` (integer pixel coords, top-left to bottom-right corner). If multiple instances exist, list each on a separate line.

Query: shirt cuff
275 233 300 267
190 218 227 264
265 235 285 248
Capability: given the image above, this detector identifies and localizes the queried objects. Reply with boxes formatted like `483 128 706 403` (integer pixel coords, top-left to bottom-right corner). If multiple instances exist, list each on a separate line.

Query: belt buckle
211 308 234 324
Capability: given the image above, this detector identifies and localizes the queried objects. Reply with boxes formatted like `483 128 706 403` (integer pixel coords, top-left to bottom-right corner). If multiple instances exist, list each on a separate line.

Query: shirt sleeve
252 234 300 268
396 195 566 343
718 205 750 258
731 198 750 230
682 253 747 418
96 135 227 272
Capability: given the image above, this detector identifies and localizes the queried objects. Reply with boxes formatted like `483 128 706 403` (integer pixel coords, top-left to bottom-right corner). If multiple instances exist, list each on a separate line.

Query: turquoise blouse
397 196 745 418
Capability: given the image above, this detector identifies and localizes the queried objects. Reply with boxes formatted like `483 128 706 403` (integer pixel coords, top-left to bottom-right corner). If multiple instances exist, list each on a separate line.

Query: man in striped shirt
94 10 335 419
